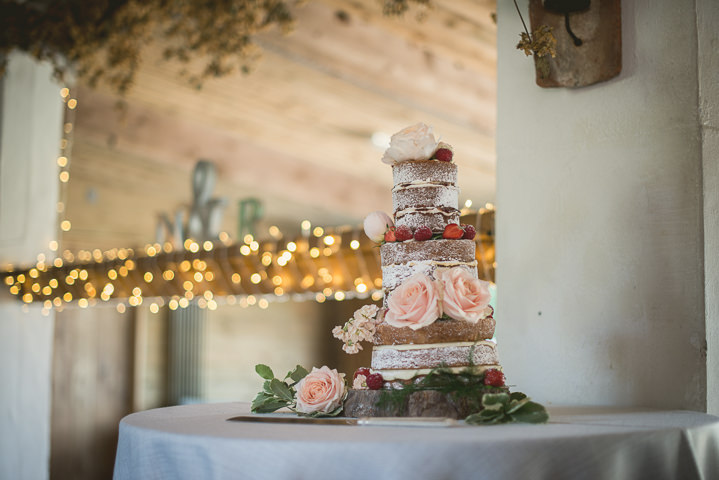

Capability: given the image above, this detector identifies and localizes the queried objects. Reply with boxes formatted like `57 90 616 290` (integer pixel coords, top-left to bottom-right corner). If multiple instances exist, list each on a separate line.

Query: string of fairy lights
0 88 496 316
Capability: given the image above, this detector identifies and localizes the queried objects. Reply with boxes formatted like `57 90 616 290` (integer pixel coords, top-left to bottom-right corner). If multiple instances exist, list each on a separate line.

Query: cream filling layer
377 365 501 381
373 340 495 351
384 260 478 269
395 207 459 219
392 182 457 193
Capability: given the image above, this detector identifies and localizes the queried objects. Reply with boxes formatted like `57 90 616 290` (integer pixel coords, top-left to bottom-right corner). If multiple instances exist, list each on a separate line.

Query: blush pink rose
385 273 442 330
294 366 347 414
436 267 491 323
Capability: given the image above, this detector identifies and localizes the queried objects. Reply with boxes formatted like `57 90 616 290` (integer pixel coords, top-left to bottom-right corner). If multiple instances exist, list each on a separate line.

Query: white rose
363 211 393 243
381 123 438 165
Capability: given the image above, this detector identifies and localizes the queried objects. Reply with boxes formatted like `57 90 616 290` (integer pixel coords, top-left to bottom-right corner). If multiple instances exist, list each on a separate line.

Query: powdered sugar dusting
372 341 498 370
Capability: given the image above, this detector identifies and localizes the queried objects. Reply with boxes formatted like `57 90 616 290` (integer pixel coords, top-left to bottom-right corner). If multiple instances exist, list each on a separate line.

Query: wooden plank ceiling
66 0 496 252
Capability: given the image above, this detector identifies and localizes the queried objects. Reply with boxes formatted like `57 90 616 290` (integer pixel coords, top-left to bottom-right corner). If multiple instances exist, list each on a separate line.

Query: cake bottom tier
343 387 508 419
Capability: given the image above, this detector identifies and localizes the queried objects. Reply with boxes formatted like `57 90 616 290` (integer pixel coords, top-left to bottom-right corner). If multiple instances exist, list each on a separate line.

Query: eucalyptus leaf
255 364 274 380
270 378 294 402
509 401 549 424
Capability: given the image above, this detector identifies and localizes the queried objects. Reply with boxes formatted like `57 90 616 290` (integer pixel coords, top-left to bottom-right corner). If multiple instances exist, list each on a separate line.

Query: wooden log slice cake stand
343 387 508 419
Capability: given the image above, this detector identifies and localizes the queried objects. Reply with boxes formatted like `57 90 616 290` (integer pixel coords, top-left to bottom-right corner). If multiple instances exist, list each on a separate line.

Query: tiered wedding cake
334 123 504 417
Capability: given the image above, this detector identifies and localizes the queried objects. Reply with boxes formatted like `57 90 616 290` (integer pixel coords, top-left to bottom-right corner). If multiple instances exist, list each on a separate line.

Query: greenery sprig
377 365 504 414
251 364 308 413
466 392 548 425
377 365 548 425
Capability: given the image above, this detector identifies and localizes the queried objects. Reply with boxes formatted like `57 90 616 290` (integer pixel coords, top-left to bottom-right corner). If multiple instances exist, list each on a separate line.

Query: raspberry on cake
462 224 477 240
394 225 414 241
413 226 433 241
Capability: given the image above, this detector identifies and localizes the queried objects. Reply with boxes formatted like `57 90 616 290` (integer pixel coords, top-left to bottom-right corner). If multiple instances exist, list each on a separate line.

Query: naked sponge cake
333 123 505 418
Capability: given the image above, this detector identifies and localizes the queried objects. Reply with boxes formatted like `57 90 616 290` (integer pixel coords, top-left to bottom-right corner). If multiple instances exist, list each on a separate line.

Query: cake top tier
392 160 457 186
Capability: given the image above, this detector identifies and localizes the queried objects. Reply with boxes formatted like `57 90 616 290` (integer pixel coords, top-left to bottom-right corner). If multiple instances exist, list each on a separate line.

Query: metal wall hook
543 0 590 47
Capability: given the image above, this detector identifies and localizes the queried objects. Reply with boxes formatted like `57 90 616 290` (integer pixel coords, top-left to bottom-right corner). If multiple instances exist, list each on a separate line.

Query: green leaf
255 364 274 380
506 397 530 414
466 409 503 425
509 401 549 424
270 378 294 402
252 398 289 414
262 380 273 394
509 392 528 402
300 404 344 418
482 393 510 411
251 392 284 413
286 365 309 383
251 391 272 408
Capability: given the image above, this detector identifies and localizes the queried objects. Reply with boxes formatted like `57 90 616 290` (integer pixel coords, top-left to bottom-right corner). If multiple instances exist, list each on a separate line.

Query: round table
113 402 719 480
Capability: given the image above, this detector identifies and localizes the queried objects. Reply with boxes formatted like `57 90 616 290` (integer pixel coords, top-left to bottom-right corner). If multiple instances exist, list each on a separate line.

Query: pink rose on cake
436 267 492 323
294 366 347 415
385 273 442 330
363 211 394 243
381 123 438 165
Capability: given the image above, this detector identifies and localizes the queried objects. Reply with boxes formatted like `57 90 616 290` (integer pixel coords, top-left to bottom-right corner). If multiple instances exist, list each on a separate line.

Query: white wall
496 0 715 411
0 53 64 480
698 0 719 415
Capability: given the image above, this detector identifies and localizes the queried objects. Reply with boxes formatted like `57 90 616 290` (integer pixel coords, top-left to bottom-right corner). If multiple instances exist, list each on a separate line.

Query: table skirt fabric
113 402 719 480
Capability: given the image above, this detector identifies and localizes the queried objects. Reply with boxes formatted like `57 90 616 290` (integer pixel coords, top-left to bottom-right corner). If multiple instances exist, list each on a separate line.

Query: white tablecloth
113 402 719 480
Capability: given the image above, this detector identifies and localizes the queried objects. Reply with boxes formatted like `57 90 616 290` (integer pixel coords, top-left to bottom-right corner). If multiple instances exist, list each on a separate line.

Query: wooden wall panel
50 306 134 480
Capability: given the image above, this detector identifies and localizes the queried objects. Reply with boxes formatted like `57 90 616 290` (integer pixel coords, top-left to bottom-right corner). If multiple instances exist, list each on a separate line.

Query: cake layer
382 262 477 292
374 313 495 346
376 364 501 383
371 340 498 370
381 239 475 266
392 184 459 212
394 207 460 233
392 160 457 185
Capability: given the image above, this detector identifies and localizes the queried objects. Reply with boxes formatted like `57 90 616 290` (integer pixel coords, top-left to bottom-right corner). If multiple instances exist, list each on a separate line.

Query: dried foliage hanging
0 0 298 95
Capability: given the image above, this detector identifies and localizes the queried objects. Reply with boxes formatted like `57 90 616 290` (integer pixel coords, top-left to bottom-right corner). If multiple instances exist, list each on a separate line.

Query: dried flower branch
0 0 298 95
513 0 557 59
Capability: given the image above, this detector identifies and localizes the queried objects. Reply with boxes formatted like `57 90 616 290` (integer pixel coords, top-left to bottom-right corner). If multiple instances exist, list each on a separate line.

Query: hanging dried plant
513 0 556 78
513 0 556 59
0 0 299 95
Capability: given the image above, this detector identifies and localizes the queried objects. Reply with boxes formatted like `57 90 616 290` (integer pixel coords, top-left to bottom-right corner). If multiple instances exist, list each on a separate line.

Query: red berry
484 369 505 387
384 227 396 243
434 148 453 162
394 225 413 241
413 226 433 241
442 223 464 239
366 372 384 390
462 224 476 240
353 368 371 382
